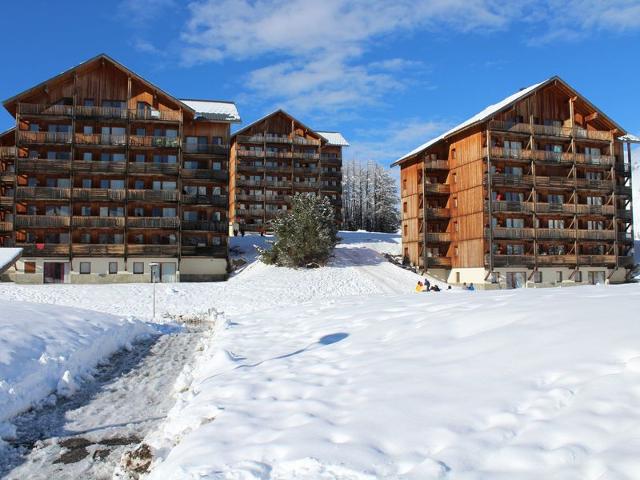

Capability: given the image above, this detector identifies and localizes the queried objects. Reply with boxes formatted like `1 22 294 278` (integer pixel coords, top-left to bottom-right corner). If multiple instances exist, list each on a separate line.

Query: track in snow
1 325 204 480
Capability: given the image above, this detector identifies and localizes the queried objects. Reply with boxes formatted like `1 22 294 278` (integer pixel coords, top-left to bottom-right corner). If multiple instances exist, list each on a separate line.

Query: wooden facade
0 54 240 283
229 110 345 231
395 77 635 287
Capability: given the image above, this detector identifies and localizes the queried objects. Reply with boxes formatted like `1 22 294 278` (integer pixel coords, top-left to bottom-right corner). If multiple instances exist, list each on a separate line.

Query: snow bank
0 301 153 442
148 284 640 479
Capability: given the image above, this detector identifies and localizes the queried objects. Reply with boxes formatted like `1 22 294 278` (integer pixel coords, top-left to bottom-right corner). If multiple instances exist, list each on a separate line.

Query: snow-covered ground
2 231 639 479
0 302 152 453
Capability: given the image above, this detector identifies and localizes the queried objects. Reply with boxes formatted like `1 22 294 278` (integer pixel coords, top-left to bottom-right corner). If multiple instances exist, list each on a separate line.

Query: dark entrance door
43 262 65 284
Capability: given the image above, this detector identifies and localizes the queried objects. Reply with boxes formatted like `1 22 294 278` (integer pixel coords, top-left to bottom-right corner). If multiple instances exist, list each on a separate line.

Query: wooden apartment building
393 76 636 288
229 110 348 231
0 54 240 283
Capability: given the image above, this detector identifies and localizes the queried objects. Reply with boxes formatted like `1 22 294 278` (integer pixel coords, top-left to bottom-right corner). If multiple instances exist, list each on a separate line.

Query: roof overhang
231 109 325 142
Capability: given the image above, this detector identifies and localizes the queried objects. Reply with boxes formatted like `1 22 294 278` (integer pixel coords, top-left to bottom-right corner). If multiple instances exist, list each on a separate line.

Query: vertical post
611 133 619 269
124 76 131 270
150 262 159 319
486 125 494 278
421 160 427 274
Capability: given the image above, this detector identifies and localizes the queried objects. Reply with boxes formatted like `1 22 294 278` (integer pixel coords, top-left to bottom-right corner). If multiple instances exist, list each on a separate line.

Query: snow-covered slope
0 301 152 447
148 285 640 479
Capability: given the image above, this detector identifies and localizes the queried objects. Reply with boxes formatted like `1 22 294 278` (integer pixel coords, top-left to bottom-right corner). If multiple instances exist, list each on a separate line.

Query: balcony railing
18 243 70 256
183 143 227 155
294 182 321 189
422 256 452 267
72 216 125 228
17 159 71 173
16 187 71 200
236 208 265 217
75 105 128 120
181 169 227 180
236 179 265 188
577 254 616 265
72 160 127 173
127 190 180 202
535 203 574 214
127 244 178 256
18 131 72 145
424 159 449 170
424 183 450 194
130 108 182 122
17 103 185 122
489 147 615 167
490 254 536 267
181 245 227 256
127 217 180 228
0 147 16 159
489 121 613 141
492 227 535 239
182 194 228 207
72 244 125 256
574 153 615 166
0 196 13 207
75 133 127 146
18 103 73 117
294 167 321 175
537 255 577 265
72 188 126 201
425 232 450 242
490 201 535 213
0 221 13 232
424 207 450 218
15 215 70 227
321 170 342 178
492 174 534 187
575 178 613 191
128 163 179 175
181 221 227 232
265 180 292 188
292 152 320 160
129 136 180 148
537 228 576 240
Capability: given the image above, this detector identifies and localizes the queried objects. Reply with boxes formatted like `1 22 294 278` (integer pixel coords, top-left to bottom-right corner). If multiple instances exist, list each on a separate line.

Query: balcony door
160 262 177 283
43 261 70 284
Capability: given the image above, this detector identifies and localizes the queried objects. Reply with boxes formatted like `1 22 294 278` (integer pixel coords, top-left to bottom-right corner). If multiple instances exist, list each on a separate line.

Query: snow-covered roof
392 80 548 166
317 131 350 147
180 99 241 123
0 248 22 274
619 133 640 143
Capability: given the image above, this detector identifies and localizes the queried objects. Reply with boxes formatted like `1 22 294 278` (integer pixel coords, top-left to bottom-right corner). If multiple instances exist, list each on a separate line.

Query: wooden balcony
537 228 576 240
181 221 227 232
573 128 613 142
265 180 292 188
425 232 450 242
127 244 178 256
127 190 179 202
181 245 227 257
72 188 126 201
127 217 180 228
0 221 13 232
16 159 71 173
535 176 577 189
18 243 70 256
126 163 178 175
490 201 534 213
489 121 613 142
575 178 613 191
183 143 227 155
182 194 228 207
320 183 341 192
0 196 13 207
72 244 125 256
236 134 292 145
537 255 577 265
574 153 615 166
130 108 182 122
16 187 71 200
492 174 534 187
72 160 127 174
321 170 342 178
575 204 615 215
577 254 616 265
294 167 321 176
492 227 535 239
236 208 265 217
0 146 16 160
424 207 450 218
71 216 125 228
424 159 449 170
129 136 180 148
490 254 536 267
424 183 450 194
181 169 227 180
294 182 321 189
15 215 70 227
292 152 320 160
0 172 15 183
75 105 128 120
575 229 615 240
236 179 265 188
18 103 73 117
75 133 126 146
320 154 341 164
18 131 72 145
423 256 452 267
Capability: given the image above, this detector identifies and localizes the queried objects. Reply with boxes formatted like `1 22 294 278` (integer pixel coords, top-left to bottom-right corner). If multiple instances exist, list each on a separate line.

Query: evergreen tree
259 193 338 267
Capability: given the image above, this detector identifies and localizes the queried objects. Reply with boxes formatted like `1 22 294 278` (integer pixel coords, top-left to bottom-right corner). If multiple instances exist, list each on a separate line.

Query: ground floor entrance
588 271 606 285
43 262 70 284
506 272 527 289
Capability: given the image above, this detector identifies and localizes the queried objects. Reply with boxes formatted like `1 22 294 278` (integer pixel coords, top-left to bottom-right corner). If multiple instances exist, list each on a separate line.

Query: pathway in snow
1 325 204 480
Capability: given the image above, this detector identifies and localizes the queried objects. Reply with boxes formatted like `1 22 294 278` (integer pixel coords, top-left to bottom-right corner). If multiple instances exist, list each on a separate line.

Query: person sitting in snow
468 283 475 291
423 278 431 290
430 284 441 292
415 281 427 292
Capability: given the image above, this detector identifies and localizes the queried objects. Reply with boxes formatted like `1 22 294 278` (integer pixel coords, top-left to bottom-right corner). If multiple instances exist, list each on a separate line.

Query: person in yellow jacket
415 281 427 292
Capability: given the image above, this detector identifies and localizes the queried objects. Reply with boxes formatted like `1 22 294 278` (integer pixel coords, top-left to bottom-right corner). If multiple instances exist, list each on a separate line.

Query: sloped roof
619 133 640 143
392 76 627 167
231 109 324 141
0 248 22 275
317 131 350 147
180 99 241 123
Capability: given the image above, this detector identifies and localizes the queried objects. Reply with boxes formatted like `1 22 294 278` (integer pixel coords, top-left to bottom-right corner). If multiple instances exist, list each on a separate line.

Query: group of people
415 278 474 292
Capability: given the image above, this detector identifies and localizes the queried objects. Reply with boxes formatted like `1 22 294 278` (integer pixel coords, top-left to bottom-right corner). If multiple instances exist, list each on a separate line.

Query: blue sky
1 0 639 167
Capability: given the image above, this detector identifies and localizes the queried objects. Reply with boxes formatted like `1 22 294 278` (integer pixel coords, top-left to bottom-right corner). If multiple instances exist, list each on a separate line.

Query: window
556 271 563 283
108 262 118 274
403 202 407 213
456 272 461 283
533 271 542 283
402 178 407 192
403 224 408 236
24 261 36 274
133 262 144 274
575 271 582 283
135 154 145 163
83 126 93 135
80 262 91 274
83 99 95 106
83 152 93 161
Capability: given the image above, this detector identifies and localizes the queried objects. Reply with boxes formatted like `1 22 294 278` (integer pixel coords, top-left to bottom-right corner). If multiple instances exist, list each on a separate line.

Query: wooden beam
584 112 599 122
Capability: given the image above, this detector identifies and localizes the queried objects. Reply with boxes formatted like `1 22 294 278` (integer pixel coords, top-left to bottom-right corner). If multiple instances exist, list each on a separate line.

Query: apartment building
393 76 636 289
0 54 240 283
229 110 348 231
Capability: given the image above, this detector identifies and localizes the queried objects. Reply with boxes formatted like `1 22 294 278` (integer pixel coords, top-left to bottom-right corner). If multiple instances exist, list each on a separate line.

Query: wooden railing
18 103 73 116
0 221 13 232
127 244 178 256
18 131 72 144
292 151 320 160
16 159 71 173
537 228 577 240
16 187 71 200
129 136 180 148
537 255 577 265
128 162 179 175
182 194 227 206
72 244 125 255
423 256 452 267
15 215 70 227
18 103 184 122
236 208 265 217
492 174 534 187
75 105 128 119
424 207 450 218
71 216 125 228
183 143 227 155
72 188 126 201
294 182 320 189
425 232 450 242
72 160 127 173
492 227 535 239
577 254 616 265
0 146 16 159
18 244 70 256
294 167 321 175
424 183 450 194
489 147 615 166
75 133 127 146
181 245 227 256
424 159 449 170
127 217 180 228
0 196 13 207
181 169 227 180
491 201 535 213
490 254 536 267
181 221 227 232
130 108 182 122
127 189 179 202
489 121 613 141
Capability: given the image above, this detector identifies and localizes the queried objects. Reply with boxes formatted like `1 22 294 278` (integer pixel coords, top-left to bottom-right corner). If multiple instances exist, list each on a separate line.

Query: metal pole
153 281 156 319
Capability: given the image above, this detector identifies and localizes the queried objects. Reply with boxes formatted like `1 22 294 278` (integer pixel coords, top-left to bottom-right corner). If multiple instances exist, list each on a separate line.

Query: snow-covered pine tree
259 193 338 268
